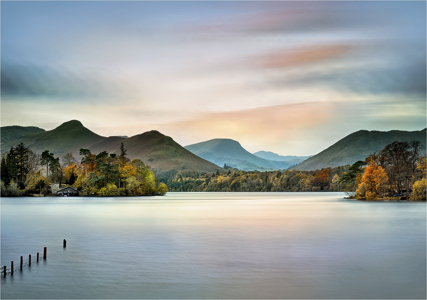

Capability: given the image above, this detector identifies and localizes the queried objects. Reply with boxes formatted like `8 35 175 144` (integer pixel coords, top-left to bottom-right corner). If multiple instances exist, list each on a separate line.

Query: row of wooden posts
2 247 46 277
2 240 66 277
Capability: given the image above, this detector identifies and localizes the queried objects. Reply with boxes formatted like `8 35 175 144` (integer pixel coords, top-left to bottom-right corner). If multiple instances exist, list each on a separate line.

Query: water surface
1 192 426 299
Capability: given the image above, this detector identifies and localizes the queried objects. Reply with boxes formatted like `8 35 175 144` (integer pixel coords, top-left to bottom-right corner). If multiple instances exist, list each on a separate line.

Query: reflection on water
1 192 426 299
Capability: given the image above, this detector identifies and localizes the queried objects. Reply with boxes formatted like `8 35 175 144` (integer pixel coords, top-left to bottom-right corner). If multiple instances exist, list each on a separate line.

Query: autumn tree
356 159 388 199
410 156 426 201
313 169 329 190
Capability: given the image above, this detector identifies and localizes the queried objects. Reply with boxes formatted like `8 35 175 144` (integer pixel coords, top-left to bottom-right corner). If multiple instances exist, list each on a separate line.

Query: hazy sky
1 1 426 156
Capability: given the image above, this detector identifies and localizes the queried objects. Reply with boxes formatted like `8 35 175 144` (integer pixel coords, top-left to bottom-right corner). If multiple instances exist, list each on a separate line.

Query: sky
1 1 426 156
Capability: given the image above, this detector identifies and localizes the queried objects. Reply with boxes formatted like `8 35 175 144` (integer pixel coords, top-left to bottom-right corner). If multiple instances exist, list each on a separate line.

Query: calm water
1 192 426 299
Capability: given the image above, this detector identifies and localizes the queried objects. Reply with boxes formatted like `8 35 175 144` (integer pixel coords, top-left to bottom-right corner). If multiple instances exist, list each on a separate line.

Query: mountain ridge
185 139 293 171
295 128 427 171
1 121 222 173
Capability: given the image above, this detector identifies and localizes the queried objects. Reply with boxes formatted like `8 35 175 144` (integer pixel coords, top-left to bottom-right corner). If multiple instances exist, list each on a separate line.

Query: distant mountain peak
145 130 165 136
56 119 84 130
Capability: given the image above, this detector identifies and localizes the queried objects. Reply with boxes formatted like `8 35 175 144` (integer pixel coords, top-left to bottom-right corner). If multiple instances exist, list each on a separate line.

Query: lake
1 192 426 299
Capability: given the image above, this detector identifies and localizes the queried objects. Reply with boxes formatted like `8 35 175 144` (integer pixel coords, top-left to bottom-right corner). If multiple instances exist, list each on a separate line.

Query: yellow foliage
25 171 45 193
416 156 426 178
98 183 119 196
157 183 168 195
410 178 426 201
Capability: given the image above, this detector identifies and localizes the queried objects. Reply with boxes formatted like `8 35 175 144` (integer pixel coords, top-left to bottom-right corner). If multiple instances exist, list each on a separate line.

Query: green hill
295 128 427 171
185 139 291 171
1 120 105 157
109 130 222 172
1 125 45 148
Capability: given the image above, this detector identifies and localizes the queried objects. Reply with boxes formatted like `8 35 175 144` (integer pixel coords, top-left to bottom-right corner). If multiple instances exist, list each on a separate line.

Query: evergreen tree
1 157 10 186
120 142 127 158
15 143 30 183
6 147 18 183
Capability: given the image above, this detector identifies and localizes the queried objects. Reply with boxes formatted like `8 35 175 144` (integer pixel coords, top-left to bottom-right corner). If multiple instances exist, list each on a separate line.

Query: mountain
253 151 311 165
1 125 45 148
1 120 105 157
295 129 427 171
107 130 221 172
1 120 222 173
185 139 292 171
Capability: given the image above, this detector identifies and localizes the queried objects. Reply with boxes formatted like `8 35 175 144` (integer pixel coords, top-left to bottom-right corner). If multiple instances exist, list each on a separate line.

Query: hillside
253 151 311 166
88 136 128 154
1 125 45 148
1 120 105 157
185 139 292 171
108 130 222 172
295 128 427 171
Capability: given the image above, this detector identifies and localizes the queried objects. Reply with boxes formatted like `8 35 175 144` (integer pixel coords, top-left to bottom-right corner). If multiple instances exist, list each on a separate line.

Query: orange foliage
359 159 388 198
313 169 329 189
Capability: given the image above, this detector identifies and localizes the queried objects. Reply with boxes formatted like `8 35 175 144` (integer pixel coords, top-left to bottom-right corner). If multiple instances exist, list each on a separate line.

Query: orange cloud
259 44 355 69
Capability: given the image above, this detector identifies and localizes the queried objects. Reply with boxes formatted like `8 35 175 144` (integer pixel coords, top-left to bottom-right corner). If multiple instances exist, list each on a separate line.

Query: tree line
156 140 425 200
1 143 167 197
156 165 351 192
340 141 425 200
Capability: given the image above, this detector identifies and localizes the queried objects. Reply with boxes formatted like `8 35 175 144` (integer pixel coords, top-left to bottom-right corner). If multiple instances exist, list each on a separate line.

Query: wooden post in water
3 266 6 277
63 239 66 248
29 255 31 266
20 256 23 271
43 247 47 260
37 252 39 262
11 262 13 275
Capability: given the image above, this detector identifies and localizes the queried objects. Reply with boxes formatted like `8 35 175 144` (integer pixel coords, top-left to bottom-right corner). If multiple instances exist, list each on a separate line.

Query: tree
120 142 127 158
50 157 64 185
331 174 341 191
356 159 388 199
27 150 41 174
15 143 30 183
157 182 168 195
40 150 55 193
410 156 426 201
5 147 18 184
79 148 93 175
410 179 426 201
25 171 45 194
379 141 422 193
339 160 364 187
1 157 10 186
62 152 76 167
313 169 329 190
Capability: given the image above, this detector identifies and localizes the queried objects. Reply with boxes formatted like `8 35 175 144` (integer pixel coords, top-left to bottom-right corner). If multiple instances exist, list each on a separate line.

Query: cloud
155 102 336 153
1 63 139 101
256 44 355 69
278 51 426 97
